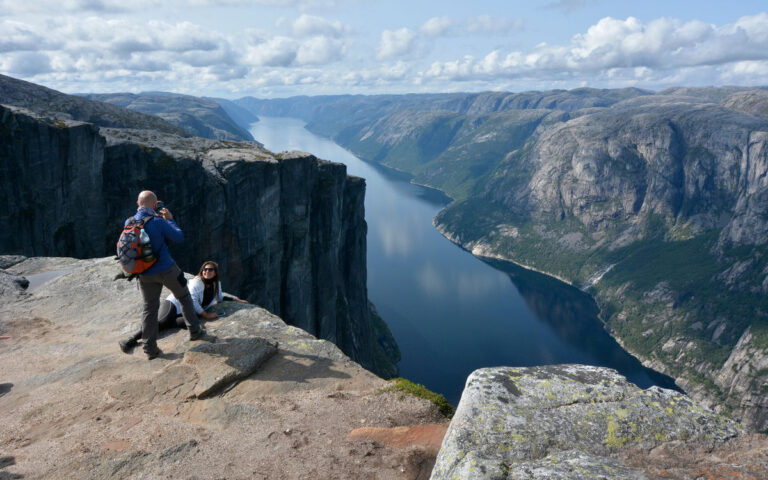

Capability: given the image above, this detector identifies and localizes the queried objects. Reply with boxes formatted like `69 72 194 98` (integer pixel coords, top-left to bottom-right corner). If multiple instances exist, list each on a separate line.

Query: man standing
129 190 207 359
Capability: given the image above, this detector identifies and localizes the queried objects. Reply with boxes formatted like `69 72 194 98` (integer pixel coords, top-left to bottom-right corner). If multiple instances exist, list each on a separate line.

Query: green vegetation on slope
438 197 768 404
380 378 454 417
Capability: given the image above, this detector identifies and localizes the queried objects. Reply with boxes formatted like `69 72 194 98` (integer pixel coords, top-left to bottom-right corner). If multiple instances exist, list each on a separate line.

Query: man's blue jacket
127 206 184 275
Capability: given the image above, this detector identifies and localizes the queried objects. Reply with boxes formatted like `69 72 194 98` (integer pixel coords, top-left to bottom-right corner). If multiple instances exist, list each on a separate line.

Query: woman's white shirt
166 277 223 315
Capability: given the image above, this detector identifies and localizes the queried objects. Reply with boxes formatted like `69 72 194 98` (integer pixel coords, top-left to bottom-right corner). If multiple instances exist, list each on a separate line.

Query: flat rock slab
347 424 448 455
431 365 743 480
181 398 274 429
184 337 278 398
108 365 199 405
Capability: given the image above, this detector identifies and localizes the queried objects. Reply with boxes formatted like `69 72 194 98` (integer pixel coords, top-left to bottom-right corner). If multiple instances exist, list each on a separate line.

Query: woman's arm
188 278 206 315
220 282 248 303
222 295 248 303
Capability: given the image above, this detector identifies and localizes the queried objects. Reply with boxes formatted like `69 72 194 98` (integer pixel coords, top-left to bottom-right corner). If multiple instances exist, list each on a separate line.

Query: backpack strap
126 215 155 227
113 271 138 282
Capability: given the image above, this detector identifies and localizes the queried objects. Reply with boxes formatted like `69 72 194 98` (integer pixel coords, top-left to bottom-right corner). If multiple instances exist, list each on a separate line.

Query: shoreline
431 217 685 393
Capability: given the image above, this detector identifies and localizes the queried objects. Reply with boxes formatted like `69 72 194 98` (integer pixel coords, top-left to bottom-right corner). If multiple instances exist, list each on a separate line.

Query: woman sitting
119 261 247 353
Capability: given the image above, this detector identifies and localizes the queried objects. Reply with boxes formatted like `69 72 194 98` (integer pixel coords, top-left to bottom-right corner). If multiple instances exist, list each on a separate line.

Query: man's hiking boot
189 326 208 341
119 337 137 354
144 345 163 360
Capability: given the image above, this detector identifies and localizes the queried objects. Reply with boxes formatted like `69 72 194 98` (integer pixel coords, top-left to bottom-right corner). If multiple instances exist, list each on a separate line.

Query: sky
1 0 767 99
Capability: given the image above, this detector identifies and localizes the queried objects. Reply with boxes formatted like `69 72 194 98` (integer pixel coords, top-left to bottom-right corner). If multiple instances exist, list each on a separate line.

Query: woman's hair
196 261 220 297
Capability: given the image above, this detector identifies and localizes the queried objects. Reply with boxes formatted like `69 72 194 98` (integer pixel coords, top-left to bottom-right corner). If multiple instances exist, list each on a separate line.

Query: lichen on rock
431 365 744 480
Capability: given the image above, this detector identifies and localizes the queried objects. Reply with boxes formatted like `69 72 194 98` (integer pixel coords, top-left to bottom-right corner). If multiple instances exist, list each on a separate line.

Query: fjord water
250 117 678 406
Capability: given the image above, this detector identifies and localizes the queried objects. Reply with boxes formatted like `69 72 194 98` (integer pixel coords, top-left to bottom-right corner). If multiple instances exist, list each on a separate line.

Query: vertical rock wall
0 105 395 376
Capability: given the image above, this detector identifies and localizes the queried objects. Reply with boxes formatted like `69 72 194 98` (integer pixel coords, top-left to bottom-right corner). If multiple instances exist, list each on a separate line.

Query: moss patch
380 378 454 418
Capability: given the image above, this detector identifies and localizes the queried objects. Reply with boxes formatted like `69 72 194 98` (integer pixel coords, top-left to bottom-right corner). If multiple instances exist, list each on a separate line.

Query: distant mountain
0 74 187 136
81 92 255 142
233 87 768 432
236 88 650 141
208 96 260 130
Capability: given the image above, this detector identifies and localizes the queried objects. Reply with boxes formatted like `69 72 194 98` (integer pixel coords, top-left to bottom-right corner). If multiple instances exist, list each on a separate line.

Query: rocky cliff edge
0 103 399 379
0 256 445 479
432 365 768 480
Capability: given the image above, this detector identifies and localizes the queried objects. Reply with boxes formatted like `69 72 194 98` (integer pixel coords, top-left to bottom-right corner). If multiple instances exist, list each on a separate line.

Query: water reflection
250 117 679 406
377 217 418 258
484 257 680 391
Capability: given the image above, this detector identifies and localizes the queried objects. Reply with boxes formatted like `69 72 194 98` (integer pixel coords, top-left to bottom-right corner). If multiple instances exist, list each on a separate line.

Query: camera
155 201 165 213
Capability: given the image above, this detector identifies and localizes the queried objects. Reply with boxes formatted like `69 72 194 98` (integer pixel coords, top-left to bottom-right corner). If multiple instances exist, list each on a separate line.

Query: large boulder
431 365 766 480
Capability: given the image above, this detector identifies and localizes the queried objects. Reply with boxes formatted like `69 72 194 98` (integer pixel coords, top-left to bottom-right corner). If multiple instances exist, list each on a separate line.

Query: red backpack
116 216 157 275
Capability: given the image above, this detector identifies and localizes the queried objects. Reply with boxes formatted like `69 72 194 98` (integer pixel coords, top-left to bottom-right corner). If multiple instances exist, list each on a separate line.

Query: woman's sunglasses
202 267 216 272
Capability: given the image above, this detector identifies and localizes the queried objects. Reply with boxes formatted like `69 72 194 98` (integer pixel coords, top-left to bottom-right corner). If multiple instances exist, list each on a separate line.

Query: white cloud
382 61 409 80
292 14 346 37
296 36 343 64
151 21 226 53
421 17 453 38
423 13 768 86
3 8 768 98
245 36 298 66
377 28 416 59
2 52 52 75
0 20 60 52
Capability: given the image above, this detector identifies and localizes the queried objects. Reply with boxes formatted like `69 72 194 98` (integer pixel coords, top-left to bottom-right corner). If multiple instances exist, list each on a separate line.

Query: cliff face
481 99 768 250
0 104 397 377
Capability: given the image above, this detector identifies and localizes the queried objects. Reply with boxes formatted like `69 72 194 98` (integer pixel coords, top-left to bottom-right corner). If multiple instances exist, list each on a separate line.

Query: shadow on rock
184 336 278 398
254 351 352 384
155 352 183 361
0 383 12 398
0 456 22 479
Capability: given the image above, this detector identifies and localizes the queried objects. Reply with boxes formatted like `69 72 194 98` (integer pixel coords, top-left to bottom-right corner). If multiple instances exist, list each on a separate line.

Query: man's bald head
137 190 157 208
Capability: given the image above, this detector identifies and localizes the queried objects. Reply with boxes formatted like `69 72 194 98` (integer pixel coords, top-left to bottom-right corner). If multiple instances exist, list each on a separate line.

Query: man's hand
201 311 218 320
160 208 173 221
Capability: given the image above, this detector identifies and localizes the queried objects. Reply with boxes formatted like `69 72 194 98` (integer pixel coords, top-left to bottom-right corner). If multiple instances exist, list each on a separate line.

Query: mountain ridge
80 91 256 142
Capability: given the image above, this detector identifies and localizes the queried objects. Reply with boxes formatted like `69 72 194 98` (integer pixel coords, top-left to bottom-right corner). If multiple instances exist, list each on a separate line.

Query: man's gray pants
138 263 201 352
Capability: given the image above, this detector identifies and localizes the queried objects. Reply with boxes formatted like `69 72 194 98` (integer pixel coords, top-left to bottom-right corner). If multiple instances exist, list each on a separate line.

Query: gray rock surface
0 256 446 479
431 365 758 480
0 100 397 377
0 268 28 299
184 337 277 398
